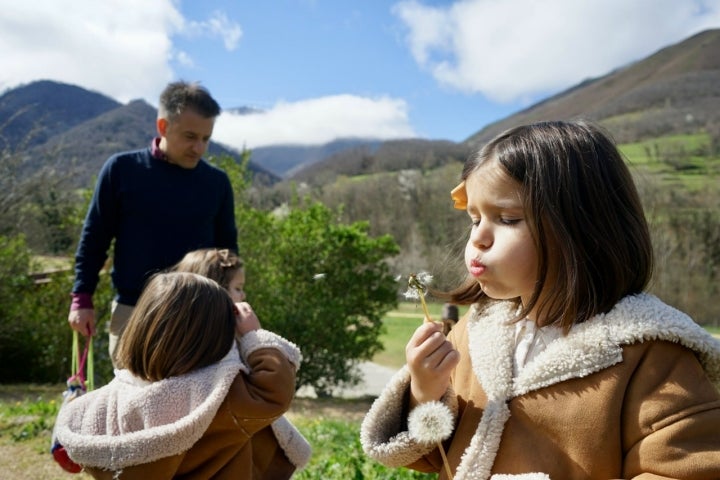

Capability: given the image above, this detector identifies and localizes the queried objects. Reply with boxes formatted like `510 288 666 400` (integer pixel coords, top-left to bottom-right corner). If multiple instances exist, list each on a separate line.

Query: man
68 81 238 360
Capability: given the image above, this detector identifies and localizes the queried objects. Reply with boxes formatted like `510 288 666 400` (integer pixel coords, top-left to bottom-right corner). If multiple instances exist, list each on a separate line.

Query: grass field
706 325 720 337
618 132 720 191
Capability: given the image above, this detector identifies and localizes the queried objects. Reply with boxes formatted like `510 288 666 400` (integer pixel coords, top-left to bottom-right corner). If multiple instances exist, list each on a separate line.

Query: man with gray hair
68 81 238 363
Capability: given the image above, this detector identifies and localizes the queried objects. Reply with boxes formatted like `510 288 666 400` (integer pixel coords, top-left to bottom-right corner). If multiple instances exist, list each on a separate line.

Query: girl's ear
156 117 168 137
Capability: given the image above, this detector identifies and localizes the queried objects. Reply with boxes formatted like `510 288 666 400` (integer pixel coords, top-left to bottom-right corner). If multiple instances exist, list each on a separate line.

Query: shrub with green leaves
219 156 400 394
239 203 399 395
0 235 114 384
0 395 58 442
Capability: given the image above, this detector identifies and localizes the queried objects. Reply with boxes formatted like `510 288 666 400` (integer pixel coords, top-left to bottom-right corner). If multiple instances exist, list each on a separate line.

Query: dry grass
0 441 93 480
0 384 90 479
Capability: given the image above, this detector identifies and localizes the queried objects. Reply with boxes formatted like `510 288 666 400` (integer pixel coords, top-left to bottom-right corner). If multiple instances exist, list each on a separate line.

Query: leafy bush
239 201 399 394
0 235 114 384
219 156 400 394
0 235 36 381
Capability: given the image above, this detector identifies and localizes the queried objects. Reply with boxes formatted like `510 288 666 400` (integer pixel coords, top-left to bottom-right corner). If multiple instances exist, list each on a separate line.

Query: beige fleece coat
361 293 720 480
56 329 311 479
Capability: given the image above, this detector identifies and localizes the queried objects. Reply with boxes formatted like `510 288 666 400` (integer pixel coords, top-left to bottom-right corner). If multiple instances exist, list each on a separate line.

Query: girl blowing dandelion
361 121 720 479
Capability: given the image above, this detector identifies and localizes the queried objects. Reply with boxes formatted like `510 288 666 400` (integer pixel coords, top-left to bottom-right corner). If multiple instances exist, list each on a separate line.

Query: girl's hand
234 302 261 336
406 321 460 407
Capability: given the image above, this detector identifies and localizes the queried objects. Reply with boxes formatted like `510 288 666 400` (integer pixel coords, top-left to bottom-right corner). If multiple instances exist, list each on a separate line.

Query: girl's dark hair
172 248 243 290
115 272 236 381
444 120 653 330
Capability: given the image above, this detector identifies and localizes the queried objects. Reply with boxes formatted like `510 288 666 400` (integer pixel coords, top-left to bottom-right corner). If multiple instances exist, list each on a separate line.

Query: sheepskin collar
55 346 246 470
468 293 720 400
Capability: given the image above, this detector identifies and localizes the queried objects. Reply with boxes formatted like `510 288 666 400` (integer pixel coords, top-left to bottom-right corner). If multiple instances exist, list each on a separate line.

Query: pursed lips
469 258 486 277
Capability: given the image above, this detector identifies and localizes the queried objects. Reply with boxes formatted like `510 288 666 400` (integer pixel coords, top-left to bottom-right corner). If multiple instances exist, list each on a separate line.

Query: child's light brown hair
443 120 653 332
115 272 236 381
172 248 244 290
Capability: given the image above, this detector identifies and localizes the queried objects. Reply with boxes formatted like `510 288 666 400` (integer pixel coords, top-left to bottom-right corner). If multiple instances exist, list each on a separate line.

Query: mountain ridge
1 28 718 185
464 29 720 147
0 80 279 186
276 28 720 182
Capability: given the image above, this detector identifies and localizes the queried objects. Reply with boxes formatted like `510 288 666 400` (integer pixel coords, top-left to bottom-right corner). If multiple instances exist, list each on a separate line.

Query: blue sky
1 1 719 150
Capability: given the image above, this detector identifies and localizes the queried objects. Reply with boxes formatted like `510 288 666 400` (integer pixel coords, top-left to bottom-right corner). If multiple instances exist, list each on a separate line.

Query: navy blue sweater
72 148 238 305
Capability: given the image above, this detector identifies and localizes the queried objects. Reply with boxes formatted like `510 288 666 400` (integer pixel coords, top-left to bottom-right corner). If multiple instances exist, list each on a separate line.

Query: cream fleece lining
56 329 307 471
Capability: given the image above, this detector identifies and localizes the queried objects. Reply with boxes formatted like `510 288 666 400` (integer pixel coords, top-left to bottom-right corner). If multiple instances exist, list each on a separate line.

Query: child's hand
234 302 261 336
406 321 459 406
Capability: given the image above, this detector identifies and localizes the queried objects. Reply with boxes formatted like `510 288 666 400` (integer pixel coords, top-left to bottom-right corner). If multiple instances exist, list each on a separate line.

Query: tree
216 156 400 395
0 233 115 383
1 140 84 255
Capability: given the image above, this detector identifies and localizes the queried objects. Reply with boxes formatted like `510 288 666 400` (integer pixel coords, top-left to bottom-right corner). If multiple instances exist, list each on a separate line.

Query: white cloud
0 0 243 103
0 1 413 148
174 50 195 68
185 10 243 51
213 95 416 149
0 0 183 102
393 0 720 103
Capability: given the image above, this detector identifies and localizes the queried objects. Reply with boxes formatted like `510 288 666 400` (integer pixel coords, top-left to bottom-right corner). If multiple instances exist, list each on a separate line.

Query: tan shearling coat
361 293 720 479
56 329 311 479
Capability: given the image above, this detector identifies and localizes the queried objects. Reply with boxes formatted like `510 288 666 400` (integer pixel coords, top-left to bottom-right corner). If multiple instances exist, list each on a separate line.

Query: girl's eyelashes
468 215 522 227
500 217 522 226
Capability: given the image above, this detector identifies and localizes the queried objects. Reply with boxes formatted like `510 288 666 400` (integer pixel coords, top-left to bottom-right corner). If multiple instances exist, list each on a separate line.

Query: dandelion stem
418 291 432 323
437 441 454 479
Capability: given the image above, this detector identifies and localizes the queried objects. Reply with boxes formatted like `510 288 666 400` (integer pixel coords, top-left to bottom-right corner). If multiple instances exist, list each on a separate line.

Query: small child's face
463 163 539 312
227 268 246 303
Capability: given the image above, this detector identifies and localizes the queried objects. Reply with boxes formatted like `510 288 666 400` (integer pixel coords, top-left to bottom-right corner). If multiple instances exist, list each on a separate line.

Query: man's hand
68 308 96 336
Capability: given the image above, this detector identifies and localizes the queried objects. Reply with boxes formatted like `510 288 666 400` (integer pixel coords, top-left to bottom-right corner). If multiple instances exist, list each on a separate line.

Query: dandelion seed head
407 272 433 291
417 272 433 285
404 288 420 300
408 401 454 444
406 271 433 298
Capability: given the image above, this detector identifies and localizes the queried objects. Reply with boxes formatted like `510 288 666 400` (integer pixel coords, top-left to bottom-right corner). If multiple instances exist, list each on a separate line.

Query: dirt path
296 361 399 399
